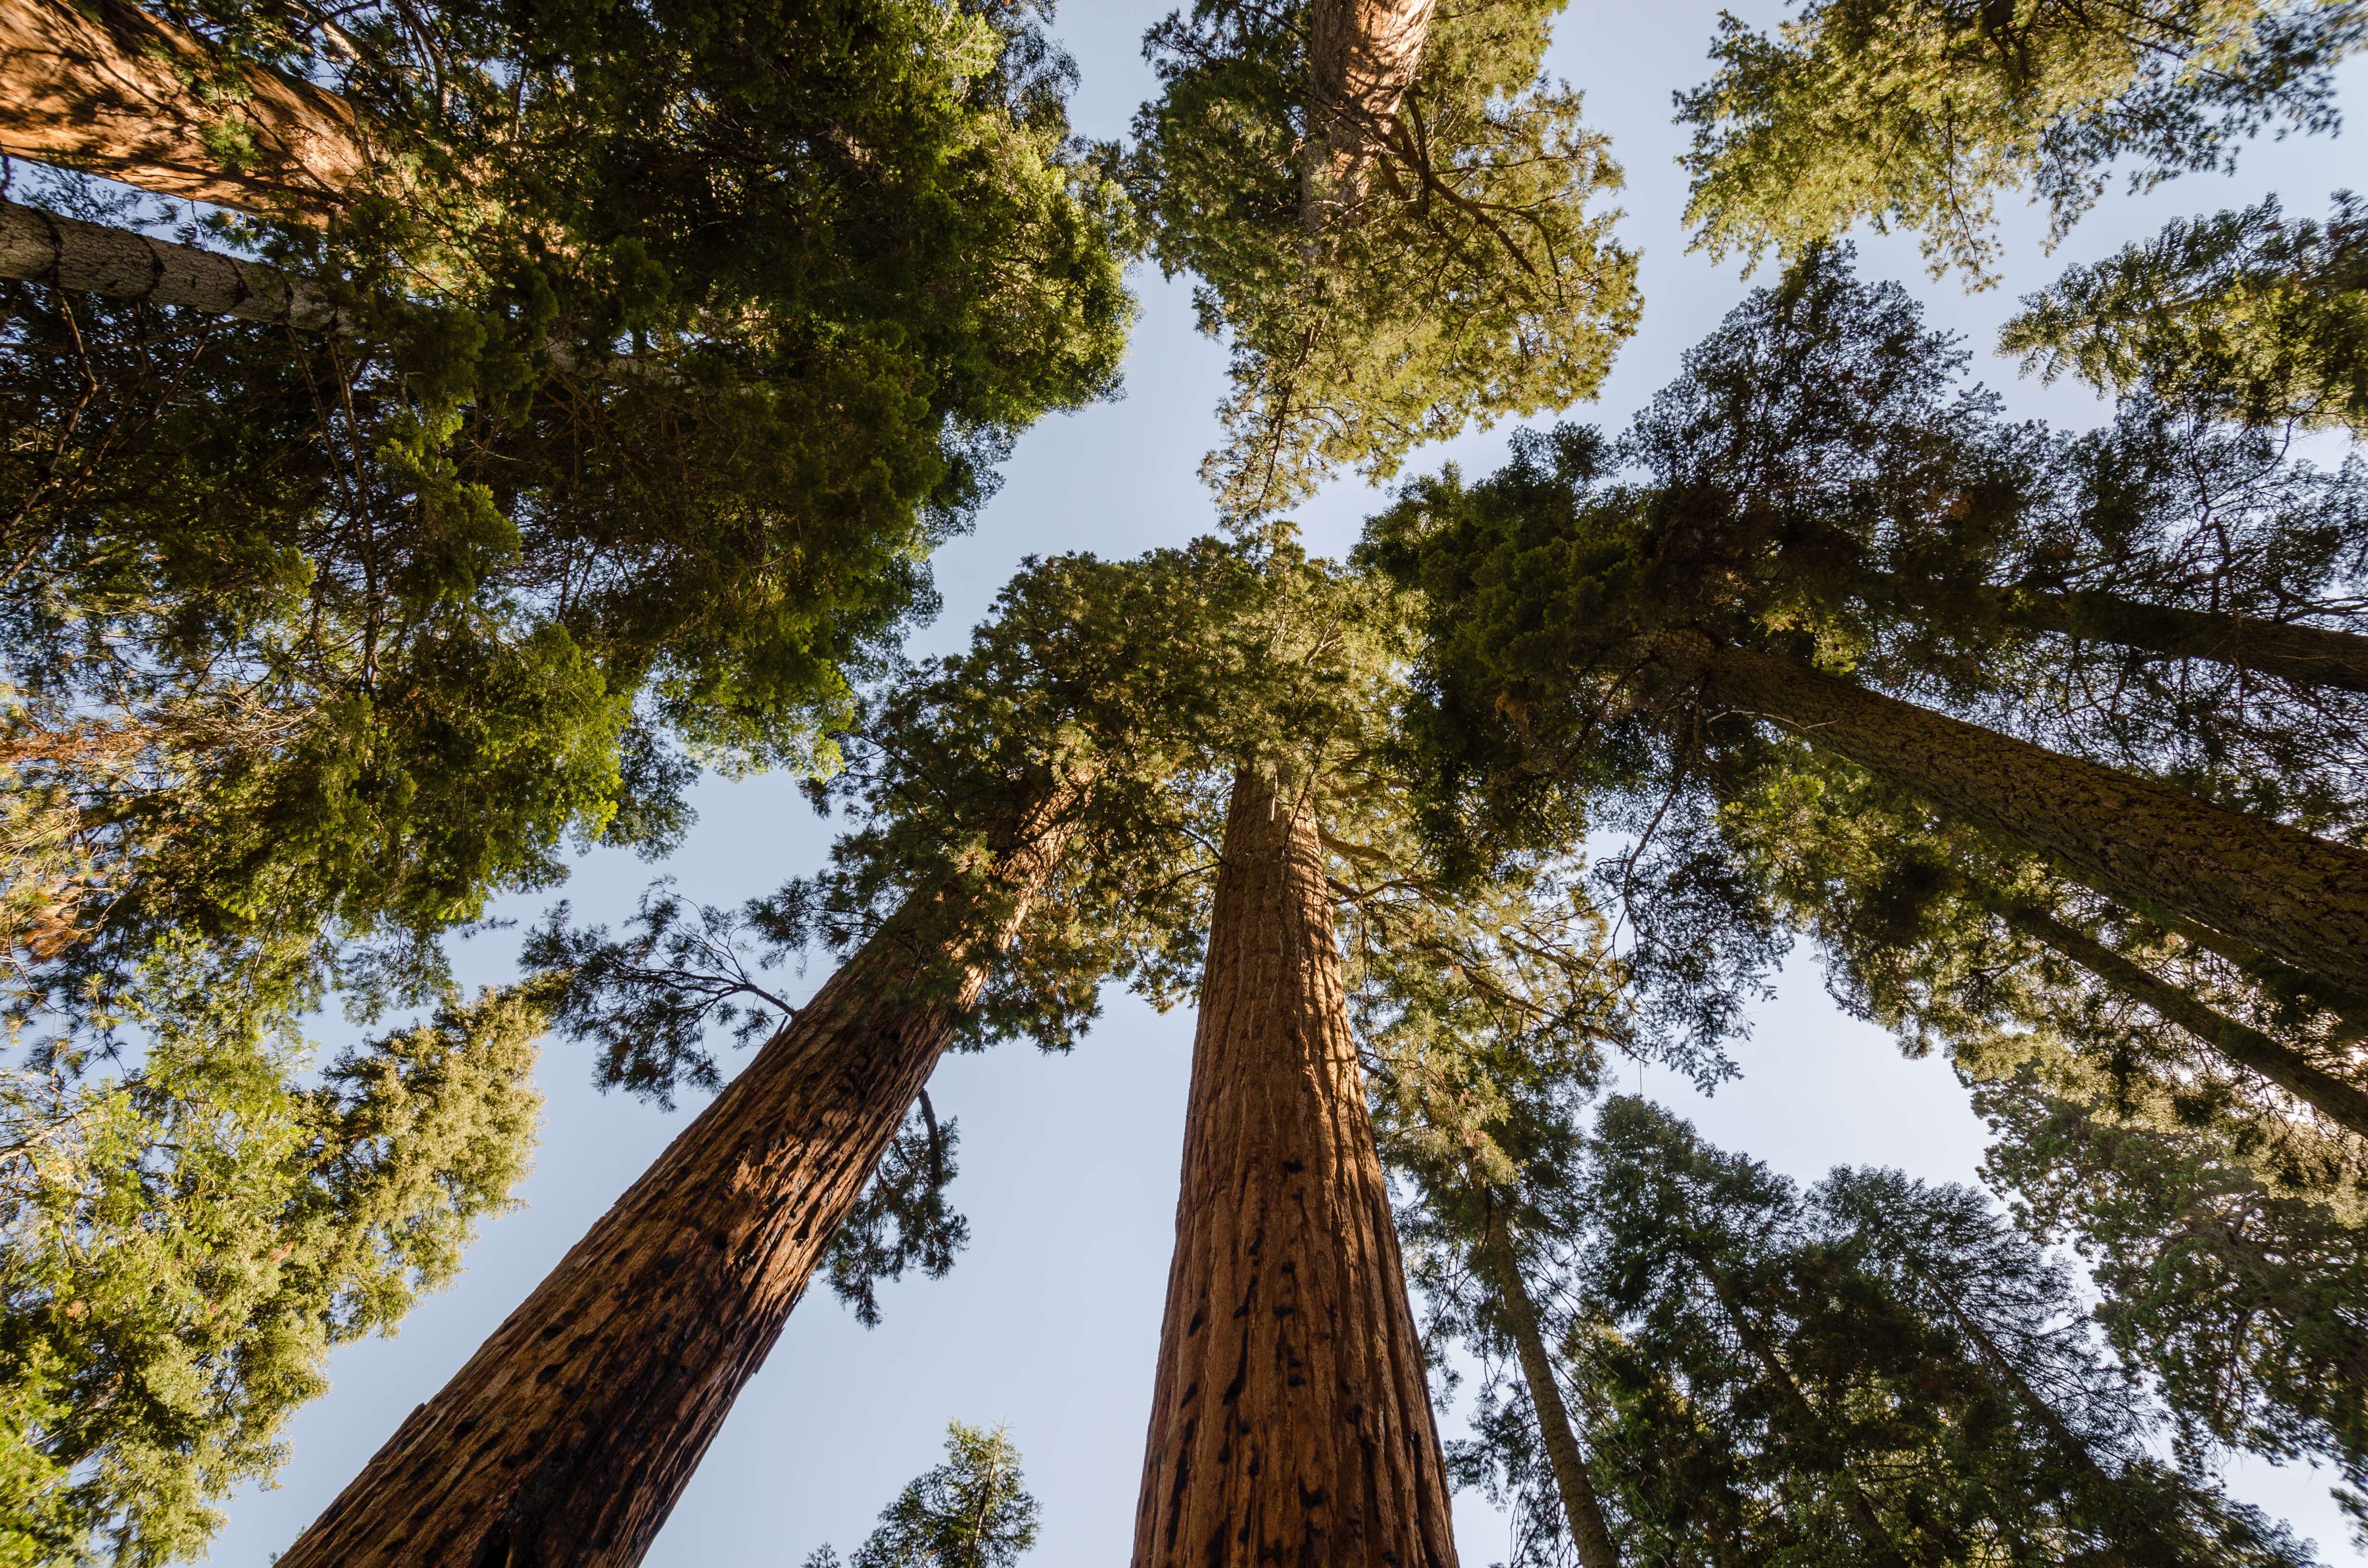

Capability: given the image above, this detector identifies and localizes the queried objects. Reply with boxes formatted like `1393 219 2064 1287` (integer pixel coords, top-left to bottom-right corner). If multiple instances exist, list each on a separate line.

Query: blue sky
209 4 2368 1563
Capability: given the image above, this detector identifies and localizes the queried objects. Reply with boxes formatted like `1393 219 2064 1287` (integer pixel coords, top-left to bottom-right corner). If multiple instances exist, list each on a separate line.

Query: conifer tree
0 985 544 1567
1675 0 2368 285
1576 1097 2317 1568
1124 0 1639 514
804 1421 1041 1568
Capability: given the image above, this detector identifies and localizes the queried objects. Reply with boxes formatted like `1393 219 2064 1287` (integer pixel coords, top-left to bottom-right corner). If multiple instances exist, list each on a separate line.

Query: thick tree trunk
1868 574 2368 695
1479 1216 1619 1568
1303 0 1438 228
0 194 348 328
1998 901 2368 1137
274 800 1078 1568
0 0 365 220
1132 768 1458 1568
1659 631 2368 995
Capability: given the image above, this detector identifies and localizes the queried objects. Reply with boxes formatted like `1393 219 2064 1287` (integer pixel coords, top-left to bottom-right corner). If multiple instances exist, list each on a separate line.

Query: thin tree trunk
0 0 365 220
275 794 1081 1568
1479 1215 1619 1568
1132 768 1458 1568
0 194 350 329
1658 630 2368 995
1998 900 2368 1137
1866 574 2368 694
1696 1262 1912 1568
2134 902 2368 1049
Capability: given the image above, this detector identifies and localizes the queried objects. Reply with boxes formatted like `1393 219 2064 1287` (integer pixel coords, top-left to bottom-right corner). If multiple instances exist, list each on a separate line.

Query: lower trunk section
1132 769 1458 1568
276 850 1065 1567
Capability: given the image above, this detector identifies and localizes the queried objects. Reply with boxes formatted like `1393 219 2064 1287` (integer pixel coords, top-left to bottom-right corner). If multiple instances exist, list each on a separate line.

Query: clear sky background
210 4 2368 1563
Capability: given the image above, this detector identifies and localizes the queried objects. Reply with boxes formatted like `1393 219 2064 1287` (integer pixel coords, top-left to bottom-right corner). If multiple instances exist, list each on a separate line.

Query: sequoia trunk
1867 574 2368 694
0 0 365 219
1661 632 2368 995
1303 0 1438 227
1480 1216 1619 1568
274 799 1077 1568
1132 768 1458 1568
1998 901 2368 1137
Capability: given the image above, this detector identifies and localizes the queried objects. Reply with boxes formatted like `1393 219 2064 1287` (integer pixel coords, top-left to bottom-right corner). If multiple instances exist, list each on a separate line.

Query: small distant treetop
1677 0 2368 285
804 1421 1041 1568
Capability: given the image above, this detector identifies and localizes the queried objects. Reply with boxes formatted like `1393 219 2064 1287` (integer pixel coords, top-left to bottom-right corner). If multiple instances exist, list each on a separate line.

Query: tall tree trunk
1478 1214 1619 1568
1996 900 2368 1137
0 194 348 328
1657 631 2368 995
1132 768 1458 1568
0 0 365 219
1866 574 2368 694
274 793 1080 1568
1303 0 1439 229
1696 1262 1912 1568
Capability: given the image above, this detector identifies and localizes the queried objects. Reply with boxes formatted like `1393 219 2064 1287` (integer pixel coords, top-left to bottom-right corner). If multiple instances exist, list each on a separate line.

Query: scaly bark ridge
1132 769 1458 1568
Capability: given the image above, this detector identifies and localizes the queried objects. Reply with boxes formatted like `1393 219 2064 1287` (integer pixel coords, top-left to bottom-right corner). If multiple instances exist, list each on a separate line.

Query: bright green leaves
0 987 543 1568
1127 0 1639 516
1678 0 2368 286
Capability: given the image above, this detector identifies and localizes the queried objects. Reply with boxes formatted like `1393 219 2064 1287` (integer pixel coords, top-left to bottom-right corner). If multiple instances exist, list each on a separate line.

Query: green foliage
2004 191 2368 435
825 1097 969 1329
1677 0 2368 284
1576 1096 2317 1568
805 1421 1040 1568
0 985 543 1567
1126 0 1639 515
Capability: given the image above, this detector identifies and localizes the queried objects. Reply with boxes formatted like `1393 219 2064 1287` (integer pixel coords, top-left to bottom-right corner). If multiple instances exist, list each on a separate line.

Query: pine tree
0 985 543 1567
804 1421 1041 1568
1124 0 1639 514
1577 1097 2317 1568
1674 0 2368 285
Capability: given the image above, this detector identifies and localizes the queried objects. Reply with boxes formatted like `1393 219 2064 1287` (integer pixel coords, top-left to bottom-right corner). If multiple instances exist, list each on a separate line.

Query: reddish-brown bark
273 800 1077 1568
1132 768 1459 1568
1303 0 1438 225
1 0 366 219
0 193 349 327
1660 632 2368 995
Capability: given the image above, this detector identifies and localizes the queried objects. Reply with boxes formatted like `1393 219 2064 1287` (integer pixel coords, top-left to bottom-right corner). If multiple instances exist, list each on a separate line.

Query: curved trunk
1998 901 2368 1137
1661 632 2368 995
1867 574 2368 695
275 797 1079 1568
1479 1217 1619 1568
1132 768 1458 1568
0 194 349 329
0 0 364 220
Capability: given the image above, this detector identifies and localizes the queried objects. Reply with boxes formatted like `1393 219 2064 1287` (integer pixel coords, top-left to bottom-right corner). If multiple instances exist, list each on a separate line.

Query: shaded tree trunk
1867 574 2368 694
1479 1215 1619 1568
0 194 348 328
1658 631 2368 995
1132 768 1458 1568
1304 0 1439 228
274 794 1080 1568
1997 900 2368 1138
0 0 364 219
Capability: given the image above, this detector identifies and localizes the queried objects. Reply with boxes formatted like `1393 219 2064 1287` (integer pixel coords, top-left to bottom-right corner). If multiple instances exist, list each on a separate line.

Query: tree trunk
1998 900 2368 1138
0 194 349 329
0 0 365 220
1867 574 2368 695
1132 768 1458 1568
1303 0 1438 228
274 796 1080 1568
1479 1215 1619 1568
1697 1262 1912 1568
1659 631 2368 995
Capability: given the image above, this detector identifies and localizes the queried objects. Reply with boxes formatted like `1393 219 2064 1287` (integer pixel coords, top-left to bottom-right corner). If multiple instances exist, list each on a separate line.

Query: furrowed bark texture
1870 575 2368 694
1303 0 1437 226
1663 632 2368 994
1480 1218 1619 1568
275 812 1075 1568
0 194 350 329
2001 901 2368 1138
0 0 364 219
1132 769 1458 1568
